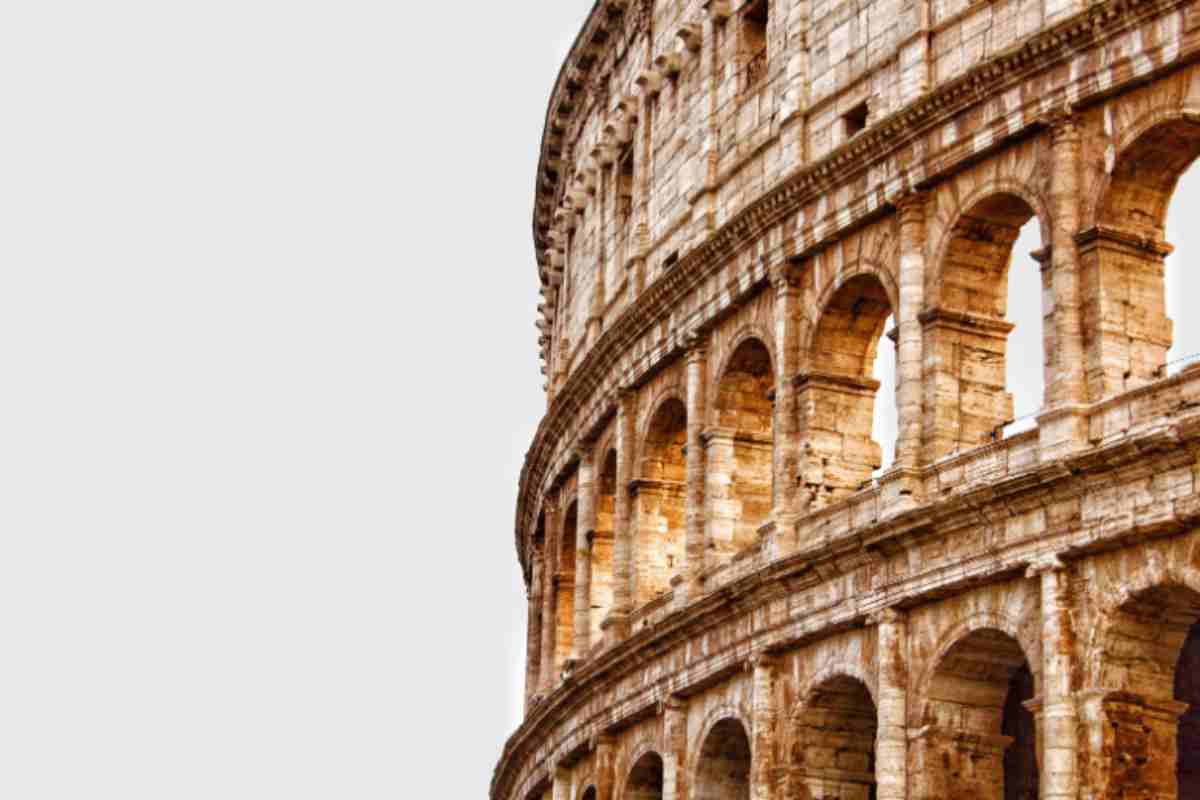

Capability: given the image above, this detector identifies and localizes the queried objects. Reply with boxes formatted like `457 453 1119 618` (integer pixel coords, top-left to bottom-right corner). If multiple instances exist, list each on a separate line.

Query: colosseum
493 1 1200 799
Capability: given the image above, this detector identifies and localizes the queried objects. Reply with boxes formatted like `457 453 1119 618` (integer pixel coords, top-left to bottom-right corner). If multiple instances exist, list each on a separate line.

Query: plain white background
0 2 1195 798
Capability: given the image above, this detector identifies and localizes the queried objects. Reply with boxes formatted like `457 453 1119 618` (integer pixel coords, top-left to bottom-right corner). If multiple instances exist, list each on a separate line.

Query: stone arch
915 609 1043 713
913 620 1039 800
691 711 753 800
1083 565 1200 800
796 657 878 713
710 322 778 403
707 334 775 558
931 178 1052 280
621 741 666 800
1094 106 1200 235
925 184 1049 458
1083 107 1200 399
800 269 898 506
787 672 878 800
580 787 598 800
806 260 901 347
633 394 687 603
687 702 754 787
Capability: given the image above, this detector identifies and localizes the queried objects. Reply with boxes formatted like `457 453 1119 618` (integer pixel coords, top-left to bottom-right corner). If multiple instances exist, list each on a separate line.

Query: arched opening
870 315 897 477
803 274 895 506
695 718 752 800
635 399 687 604
1087 117 1200 397
928 193 1043 458
709 338 774 558
788 675 878 800
1165 138 1200 376
1094 583 1200 800
1176 622 1200 800
590 448 617 646
556 501 577 673
917 628 1037 800
580 787 597 800
625 751 665 800
527 513 547 698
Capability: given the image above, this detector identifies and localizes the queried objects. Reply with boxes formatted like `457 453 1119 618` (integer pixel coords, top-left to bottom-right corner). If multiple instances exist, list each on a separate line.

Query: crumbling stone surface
497 1 1200 800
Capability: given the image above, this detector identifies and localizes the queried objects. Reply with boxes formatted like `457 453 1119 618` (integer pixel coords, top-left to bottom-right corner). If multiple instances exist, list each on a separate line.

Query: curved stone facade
497 2 1200 800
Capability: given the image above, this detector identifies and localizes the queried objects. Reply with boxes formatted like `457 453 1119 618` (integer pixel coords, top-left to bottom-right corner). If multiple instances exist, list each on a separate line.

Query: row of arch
533 575 1200 800
530 111 1200 686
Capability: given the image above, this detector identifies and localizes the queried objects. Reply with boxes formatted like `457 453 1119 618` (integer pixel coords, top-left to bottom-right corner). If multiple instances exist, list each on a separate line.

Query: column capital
769 260 805 291
575 441 596 465
1044 110 1081 144
893 188 929 222
703 0 732 21
747 650 780 673
868 606 908 626
685 331 709 360
1026 552 1068 578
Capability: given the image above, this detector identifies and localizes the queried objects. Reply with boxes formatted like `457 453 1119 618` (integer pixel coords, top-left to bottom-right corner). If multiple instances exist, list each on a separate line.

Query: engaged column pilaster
1027 554 1078 800
684 334 709 599
872 608 909 800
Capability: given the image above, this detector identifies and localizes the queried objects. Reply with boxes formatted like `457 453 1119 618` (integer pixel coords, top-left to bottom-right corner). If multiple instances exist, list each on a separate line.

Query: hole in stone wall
844 102 869 139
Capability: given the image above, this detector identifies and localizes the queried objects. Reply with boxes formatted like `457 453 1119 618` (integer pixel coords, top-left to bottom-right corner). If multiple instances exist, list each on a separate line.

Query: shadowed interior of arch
710 338 774 557
789 675 878 800
624 751 664 800
804 274 894 506
921 628 1037 800
580 787 597 800
556 501 578 673
694 718 751 800
1101 583 1200 800
589 449 617 647
636 399 687 604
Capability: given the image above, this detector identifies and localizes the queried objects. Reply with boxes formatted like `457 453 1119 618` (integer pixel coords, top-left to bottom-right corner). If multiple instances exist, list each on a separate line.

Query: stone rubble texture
496 1 1200 799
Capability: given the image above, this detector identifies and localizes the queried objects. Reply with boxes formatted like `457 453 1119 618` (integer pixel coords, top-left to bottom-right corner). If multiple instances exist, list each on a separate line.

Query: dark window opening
844 101 869 139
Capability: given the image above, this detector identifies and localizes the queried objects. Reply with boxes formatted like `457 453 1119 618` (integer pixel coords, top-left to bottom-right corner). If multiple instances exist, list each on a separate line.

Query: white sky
0 2 1195 798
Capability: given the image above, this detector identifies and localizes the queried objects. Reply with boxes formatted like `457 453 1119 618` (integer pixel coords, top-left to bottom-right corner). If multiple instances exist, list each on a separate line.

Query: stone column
895 192 927 472
751 654 780 800
684 334 709 598
594 734 617 800
525 548 544 711
664 698 689 800
1042 115 1089 456
1027 555 1078 800
605 390 636 642
540 499 560 694
703 427 738 561
573 445 596 660
873 608 909 800
771 265 803 520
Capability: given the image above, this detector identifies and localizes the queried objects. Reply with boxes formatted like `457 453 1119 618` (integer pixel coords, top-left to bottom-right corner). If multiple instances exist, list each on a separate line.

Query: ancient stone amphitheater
493 1 1200 800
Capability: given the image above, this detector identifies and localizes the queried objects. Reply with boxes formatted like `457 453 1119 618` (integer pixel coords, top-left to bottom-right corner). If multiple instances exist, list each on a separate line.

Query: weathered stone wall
502 0 1200 798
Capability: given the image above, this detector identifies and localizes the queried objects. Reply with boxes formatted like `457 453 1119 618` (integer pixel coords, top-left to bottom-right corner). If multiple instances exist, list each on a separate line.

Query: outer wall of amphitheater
494 2 1200 800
